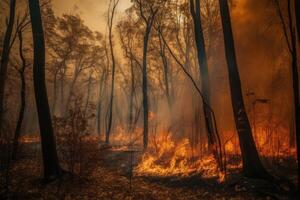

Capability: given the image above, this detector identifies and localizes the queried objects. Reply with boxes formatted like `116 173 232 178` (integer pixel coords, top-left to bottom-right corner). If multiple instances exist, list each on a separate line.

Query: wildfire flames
135 132 220 179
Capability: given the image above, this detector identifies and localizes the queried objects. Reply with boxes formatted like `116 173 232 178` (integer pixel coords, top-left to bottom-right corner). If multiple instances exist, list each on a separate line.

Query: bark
190 0 223 170
128 59 136 132
97 71 106 135
288 0 300 190
106 0 119 145
0 0 16 136
28 0 62 180
218 0 269 178
142 25 152 150
140 3 158 149
12 30 27 160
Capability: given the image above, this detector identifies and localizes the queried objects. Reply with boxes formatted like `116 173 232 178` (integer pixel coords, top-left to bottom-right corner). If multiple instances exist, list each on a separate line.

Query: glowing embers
135 132 219 178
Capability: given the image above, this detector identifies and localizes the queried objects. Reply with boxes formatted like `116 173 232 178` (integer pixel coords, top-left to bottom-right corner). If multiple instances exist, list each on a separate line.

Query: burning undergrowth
134 132 220 179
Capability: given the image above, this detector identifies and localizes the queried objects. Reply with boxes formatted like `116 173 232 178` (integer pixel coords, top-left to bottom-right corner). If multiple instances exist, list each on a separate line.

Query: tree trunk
295 0 299 41
289 0 300 190
12 30 27 160
106 0 119 145
190 0 223 169
128 59 135 132
97 71 106 135
0 0 16 136
28 0 62 180
142 26 152 150
218 0 269 178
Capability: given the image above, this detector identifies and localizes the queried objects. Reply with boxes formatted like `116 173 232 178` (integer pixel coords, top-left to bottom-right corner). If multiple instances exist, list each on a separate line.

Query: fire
223 128 296 158
135 132 220 179
20 135 40 143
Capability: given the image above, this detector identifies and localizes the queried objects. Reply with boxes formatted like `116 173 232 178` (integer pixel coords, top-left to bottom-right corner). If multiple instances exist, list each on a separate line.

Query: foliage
53 95 97 175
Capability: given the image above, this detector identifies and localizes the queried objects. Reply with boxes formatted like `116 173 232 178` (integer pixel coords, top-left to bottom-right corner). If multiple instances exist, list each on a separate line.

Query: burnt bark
288 0 300 190
106 0 119 145
139 4 158 150
190 0 223 170
295 0 300 40
218 0 269 178
0 0 16 136
28 0 62 180
142 27 151 149
128 59 136 132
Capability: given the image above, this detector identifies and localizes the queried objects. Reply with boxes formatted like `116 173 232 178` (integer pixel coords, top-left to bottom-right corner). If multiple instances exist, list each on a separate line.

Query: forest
0 0 300 199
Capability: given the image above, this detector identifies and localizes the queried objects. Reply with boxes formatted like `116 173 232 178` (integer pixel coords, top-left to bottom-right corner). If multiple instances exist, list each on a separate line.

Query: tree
295 0 299 40
190 0 223 169
134 0 162 149
273 0 300 188
105 0 119 145
117 19 141 133
28 0 62 180
12 29 29 160
0 0 16 136
218 0 269 178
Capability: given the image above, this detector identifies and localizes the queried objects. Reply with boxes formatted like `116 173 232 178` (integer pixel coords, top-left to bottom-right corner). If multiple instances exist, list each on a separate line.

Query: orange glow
135 132 222 181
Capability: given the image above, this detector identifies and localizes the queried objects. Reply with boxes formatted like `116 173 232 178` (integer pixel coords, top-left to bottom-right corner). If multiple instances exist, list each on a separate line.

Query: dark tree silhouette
190 0 223 170
135 0 160 149
106 0 119 145
273 0 300 188
12 30 28 160
295 0 299 40
28 0 62 180
218 0 269 178
0 0 16 136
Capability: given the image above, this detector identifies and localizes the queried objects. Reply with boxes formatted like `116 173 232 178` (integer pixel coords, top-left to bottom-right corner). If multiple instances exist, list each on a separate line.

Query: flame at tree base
134 132 222 180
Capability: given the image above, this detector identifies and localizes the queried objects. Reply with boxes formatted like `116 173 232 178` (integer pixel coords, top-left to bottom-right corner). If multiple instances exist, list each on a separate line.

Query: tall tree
105 0 119 145
28 0 62 180
135 0 161 149
273 0 300 188
295 0 299 40
0 0 16 136
218 0 269 178
190 0 222 169
12 30 28 160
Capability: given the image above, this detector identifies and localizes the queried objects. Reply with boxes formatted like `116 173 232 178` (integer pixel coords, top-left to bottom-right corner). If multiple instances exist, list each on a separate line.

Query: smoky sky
52 0 132 33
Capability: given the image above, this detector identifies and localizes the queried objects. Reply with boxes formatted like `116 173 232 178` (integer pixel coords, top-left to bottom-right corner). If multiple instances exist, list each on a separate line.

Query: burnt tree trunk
106 0 119 145
97 70 106 135
218 0 269 178
295 0 299 41
190 0 223 169
289 0 300 190
128 59 136 132
12 30 27 160
142 25 152 150
0 0 16 136
28 0 62 180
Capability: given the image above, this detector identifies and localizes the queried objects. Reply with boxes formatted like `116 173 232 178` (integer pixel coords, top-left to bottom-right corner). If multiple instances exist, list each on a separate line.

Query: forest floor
0 139 298 200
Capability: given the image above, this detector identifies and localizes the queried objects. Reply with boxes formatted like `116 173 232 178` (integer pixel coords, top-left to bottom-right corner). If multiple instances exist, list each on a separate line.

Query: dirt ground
0 141 298 200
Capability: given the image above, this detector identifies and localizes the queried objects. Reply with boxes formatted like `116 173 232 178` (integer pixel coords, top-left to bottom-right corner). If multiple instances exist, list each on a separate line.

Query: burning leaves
135 132 220 179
